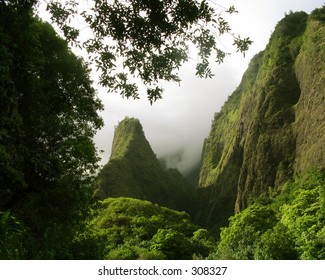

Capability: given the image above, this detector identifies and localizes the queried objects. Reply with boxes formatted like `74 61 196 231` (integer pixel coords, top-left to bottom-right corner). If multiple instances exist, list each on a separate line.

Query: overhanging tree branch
45 0 252 103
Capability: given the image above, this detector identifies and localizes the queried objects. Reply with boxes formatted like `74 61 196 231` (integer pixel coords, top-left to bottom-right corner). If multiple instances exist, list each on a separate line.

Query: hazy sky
39 0 324 174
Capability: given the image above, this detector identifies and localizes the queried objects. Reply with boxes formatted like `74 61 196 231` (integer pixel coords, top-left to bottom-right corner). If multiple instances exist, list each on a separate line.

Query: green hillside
95 117 197 215
1 2 324 260
197 9 325 232
75 197 214 259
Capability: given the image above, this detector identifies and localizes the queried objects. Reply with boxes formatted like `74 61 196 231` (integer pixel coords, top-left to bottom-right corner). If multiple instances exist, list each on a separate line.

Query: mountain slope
198 9 325 231
95 117 196 215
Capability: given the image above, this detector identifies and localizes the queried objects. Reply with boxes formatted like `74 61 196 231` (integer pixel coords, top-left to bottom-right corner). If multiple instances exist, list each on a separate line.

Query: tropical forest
0 1 324 260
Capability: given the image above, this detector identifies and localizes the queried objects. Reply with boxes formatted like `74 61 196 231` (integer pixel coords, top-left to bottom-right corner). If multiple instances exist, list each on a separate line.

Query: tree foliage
215 171 325 260
45 0 252 103
215 204 277 259
0 1 103 258
76 197 215 259
280 172 325 259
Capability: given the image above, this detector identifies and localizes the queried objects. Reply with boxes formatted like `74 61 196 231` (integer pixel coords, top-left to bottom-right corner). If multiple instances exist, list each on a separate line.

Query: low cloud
95 59 244 174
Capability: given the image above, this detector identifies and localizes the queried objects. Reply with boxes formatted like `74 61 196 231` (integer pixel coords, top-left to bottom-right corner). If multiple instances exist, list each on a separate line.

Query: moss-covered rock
95 117 197 215
198 10 325 231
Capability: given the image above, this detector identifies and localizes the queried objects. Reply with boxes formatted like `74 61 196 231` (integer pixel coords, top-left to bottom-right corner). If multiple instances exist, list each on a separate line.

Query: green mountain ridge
198 10 325 230
95 117 196 215
95 9 325 235
2 3 324 260
78 8 325 260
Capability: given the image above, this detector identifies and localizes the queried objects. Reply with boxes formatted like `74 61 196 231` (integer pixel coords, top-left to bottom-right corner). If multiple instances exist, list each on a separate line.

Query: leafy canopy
76 197 216 259
46 0 252 103
0 1 103 258
215 171 325 260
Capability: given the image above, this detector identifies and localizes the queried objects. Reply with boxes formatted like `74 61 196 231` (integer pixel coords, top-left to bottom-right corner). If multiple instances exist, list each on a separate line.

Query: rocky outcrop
198 10 325 231
95 117 196 215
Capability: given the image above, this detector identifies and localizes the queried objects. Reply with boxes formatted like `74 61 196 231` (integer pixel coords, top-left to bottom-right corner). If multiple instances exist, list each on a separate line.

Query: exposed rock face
198 10 325 231
95 117 196 215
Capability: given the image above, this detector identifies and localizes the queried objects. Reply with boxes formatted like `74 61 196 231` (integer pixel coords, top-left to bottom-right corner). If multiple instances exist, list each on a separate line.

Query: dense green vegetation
65 171 325 260
1 1 324 260
213 171 325 260
0 2 103 259
73 197 215 260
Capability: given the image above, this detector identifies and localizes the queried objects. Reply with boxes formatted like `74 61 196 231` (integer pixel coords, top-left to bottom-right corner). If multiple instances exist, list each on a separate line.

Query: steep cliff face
95 117 196 215
197 52 262 230
294 15 325 174
198 10 325 230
